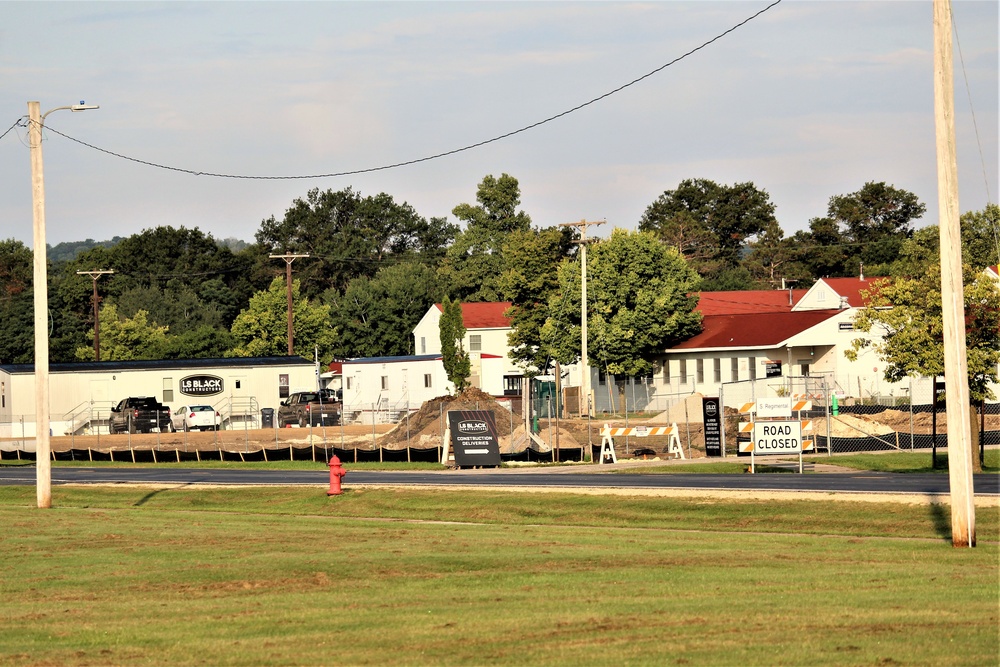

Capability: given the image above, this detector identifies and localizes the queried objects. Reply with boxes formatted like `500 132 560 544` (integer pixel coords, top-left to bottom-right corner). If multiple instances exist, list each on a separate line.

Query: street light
28 100 99 509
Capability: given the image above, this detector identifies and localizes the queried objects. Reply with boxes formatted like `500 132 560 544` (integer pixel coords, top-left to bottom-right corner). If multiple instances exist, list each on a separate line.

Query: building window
420 336 426 354
162 378 173 404
424 374 432 388
381 376 389 391
346 377 353 390
731 357 739 382
748 357 756 380
713 358 721 383
663 361 671 383
503 375 522 396
469 334 482 352
696 359 704 384
679 359 687 383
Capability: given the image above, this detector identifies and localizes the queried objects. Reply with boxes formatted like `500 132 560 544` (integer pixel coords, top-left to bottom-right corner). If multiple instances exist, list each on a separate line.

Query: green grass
804 449 1000 473
42 459 446 471
624 449 1000 475
0 487 997 666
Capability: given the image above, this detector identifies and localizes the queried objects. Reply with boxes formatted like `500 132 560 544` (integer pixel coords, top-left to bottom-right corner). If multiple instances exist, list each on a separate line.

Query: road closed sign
752 420 802 454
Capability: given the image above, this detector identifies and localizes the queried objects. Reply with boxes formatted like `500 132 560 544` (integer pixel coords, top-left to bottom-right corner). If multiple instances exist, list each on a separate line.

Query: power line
0 118 25 142
20 0 783 181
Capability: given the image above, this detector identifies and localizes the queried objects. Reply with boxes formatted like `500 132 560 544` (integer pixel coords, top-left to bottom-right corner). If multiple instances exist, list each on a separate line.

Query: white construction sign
751 420 803 454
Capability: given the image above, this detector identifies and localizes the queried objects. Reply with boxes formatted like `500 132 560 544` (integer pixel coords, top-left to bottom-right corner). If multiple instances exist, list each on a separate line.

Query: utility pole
559 219 605 418
269 253 309 355
28 99 99 510
933 0 975 547
76 269 114 361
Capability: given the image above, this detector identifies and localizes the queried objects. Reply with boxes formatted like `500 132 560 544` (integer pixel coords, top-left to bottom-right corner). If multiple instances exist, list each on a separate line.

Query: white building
0 356 319 437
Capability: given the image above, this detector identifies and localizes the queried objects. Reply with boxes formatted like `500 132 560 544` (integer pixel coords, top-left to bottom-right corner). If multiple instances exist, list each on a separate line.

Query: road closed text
752 421 803 454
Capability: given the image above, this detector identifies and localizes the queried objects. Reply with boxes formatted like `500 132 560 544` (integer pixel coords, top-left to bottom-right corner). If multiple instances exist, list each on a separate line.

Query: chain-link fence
719 375 999 460
3 375 997 464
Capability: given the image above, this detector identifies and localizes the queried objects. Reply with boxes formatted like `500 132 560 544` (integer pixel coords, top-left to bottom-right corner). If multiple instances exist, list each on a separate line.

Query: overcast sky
1 1 996 249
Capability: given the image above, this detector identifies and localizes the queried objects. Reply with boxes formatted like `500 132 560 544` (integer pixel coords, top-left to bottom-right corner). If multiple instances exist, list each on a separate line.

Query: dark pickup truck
277 391 340 428
109 396 171 434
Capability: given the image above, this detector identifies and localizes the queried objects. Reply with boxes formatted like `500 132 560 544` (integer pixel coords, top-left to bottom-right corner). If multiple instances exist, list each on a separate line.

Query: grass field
1 486 997 666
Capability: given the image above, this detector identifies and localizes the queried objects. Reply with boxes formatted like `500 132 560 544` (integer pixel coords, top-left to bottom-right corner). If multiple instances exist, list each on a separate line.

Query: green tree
638 178 778 276
439 296 470 392
438 174 532 301
75 303 169 361
960 203 1000 269
846 266 1000 473
890 204 1000 278
256 188 456 297
497 226 575 374
744 221 812 288
827 181 926 271
542 229 702 406
227 277 337 362
0 239 34 363
795 216 849 279
326 262 442 358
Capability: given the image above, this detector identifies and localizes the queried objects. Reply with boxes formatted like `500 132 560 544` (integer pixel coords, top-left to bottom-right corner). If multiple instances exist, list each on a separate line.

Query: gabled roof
435 301 512 329
696 289 807 315
668 310 841 351
792 277 884 311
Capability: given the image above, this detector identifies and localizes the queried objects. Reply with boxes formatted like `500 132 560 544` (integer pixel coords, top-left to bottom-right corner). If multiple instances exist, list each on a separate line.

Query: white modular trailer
0 356 318 437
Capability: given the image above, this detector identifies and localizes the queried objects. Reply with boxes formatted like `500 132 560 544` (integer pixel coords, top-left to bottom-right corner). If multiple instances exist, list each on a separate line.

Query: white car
170 405 220 432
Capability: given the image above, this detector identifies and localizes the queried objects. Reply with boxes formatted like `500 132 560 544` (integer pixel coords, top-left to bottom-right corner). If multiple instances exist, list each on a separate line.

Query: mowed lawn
0 486 997 666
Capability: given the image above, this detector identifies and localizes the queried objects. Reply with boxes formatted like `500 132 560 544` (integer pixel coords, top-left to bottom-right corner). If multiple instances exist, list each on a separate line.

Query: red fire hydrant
327 455 346 496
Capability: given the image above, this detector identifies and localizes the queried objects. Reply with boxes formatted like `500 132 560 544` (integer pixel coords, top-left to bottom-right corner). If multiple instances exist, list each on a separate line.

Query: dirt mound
379 386 515 448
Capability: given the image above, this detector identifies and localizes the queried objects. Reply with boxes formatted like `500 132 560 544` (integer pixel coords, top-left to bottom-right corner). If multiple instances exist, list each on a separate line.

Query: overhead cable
28 0 783 181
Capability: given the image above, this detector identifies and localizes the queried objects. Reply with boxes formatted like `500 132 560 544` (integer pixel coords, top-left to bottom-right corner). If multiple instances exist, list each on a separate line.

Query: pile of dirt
813 414 895 437
379 386 515 449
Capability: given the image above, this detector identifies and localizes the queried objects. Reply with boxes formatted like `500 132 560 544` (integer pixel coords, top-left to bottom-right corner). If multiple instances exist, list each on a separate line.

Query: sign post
702 397 722 457
750 420 804 473
447 410 502 468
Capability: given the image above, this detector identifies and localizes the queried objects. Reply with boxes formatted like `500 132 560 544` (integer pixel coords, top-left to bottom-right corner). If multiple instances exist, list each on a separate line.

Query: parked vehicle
170 405 220 432
109 397 171 434
276 391 340 427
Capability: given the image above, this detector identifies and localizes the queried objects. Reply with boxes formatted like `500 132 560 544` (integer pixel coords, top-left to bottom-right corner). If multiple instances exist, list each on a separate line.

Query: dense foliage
0 176 990 368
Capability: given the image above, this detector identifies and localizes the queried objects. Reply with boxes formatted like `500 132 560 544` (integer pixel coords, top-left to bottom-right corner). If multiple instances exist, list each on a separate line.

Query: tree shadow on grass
135 484 192 506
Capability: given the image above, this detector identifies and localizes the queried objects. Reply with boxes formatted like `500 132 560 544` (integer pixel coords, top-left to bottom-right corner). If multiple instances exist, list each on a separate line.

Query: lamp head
71 101 99 111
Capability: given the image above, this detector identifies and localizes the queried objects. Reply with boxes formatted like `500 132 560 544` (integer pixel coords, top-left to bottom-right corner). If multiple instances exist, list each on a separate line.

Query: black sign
764 360 782 378
702 397 723 457
179 375 224 397
448 410 502 468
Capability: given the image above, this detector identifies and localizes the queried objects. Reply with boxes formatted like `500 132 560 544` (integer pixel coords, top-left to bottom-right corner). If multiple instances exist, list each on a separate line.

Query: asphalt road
0 465 997 498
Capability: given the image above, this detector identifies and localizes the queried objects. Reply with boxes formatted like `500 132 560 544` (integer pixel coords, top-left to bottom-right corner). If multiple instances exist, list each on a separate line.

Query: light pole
29 100 99 509
559 219 604 418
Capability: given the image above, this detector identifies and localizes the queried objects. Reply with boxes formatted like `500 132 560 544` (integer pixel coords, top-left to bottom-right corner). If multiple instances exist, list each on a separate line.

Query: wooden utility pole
76 269 114 361
558 219 605 419
934 0 975 547
269 253 309 355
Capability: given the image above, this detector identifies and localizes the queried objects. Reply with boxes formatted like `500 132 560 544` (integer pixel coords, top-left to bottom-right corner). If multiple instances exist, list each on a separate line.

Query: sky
1 1 997 249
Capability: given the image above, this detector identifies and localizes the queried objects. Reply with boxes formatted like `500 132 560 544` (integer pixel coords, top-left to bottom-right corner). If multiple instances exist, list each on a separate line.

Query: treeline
0 175 995 367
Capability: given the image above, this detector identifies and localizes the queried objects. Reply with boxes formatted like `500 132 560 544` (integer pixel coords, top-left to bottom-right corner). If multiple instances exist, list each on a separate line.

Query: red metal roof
435 302 513 329
696 289 807 315
670 310 841 350
817 277 883 307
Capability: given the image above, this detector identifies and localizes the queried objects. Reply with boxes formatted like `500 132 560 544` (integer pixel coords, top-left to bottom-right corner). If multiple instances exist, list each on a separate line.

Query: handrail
61 400 116 435
216 396 260 429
